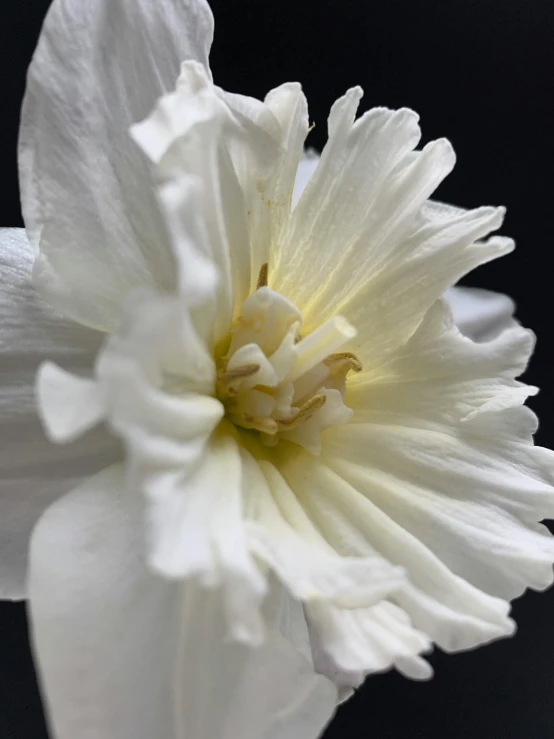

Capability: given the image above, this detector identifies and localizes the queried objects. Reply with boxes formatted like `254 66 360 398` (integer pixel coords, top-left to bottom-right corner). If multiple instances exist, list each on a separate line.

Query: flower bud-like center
216 265 361 455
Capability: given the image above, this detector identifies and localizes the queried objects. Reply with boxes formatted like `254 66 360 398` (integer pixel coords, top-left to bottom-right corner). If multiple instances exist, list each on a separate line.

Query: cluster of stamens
216 265 362 454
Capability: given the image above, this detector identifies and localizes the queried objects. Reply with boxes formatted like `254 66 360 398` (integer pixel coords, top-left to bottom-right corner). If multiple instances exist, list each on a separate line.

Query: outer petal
0 229 115 598
273 91 513 366
29 466 337 739
19 0 214 330
445 285 518 341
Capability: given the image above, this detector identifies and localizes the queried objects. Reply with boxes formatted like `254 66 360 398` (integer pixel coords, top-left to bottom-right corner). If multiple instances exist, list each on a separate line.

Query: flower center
216 265 361 455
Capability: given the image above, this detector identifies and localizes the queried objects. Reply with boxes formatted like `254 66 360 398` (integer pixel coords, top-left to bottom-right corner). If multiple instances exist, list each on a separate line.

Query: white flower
2 0 554 738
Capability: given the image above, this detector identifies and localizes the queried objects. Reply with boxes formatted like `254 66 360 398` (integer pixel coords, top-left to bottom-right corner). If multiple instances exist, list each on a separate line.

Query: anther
256 263 269 289
325 352 363 376
217 363 260 396
277 394 327 431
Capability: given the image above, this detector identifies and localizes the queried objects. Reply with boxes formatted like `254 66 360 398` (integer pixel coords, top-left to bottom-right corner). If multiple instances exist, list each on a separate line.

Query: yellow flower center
216 265 361 454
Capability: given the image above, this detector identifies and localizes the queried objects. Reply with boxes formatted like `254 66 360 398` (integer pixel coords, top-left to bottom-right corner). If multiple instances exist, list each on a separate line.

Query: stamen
325 352 363 376
257 263 269 289
277 394 327 431
287 316 356 383
217 363 260 396
242 414 278 434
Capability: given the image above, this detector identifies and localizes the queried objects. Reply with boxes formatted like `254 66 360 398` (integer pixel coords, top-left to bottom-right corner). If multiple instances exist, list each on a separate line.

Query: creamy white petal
283 456 515 657
29 466 337 739
134 67 311 332
305 298 554 652
272 89 513 366
242 452 405 609
133 61 286 337
217 82 310 288
445 285 518 341
19 0 214 330
305 600 431 678
0 229 115 598
289 150 515 347
144 434 267 645
37 362 105 443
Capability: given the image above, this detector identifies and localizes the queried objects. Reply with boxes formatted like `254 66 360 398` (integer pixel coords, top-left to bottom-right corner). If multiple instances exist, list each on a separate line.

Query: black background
1 0 554 737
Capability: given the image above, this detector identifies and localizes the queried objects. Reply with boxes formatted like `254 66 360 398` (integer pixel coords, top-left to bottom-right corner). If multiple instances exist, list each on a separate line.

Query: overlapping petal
132 62 309 338
0 229 115 597
274 298 554 677
19 0 214 330
272 90 513 367
29 466 337 739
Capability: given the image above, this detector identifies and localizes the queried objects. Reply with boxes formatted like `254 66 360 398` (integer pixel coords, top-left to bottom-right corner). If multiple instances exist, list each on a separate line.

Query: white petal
305 600 431 677
445 285 518 341
310 298 554 656
273 90 513 366
0 229 115 598
221 82 309 287
144 434 267 646
36 362 105 443
19 0 214 330
29 466 337 739
132 62 279 337
284 455 515 655
243 453 405 609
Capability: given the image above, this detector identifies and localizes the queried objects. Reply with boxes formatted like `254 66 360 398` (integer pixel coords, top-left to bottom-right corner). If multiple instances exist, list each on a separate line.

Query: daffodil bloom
2 0 554 738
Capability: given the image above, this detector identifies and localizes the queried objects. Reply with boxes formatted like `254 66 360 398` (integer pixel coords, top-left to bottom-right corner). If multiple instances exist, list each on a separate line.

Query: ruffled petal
241 449 405 609
29 465 337 739
273 90 512 366
282 453 515 665
132 65 309 338
0 229 115 598
19 0 214 330
445 285 518 341
294 299 554 670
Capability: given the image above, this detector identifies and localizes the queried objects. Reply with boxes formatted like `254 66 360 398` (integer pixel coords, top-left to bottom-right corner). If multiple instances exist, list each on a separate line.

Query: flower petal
445 285 518 341
132 67 310 338
300 299 554 664
242 450 405 609
273 90 513 365
0 229 115 598
283 454 515 658
19 0 214 330
29 465 337 739
143 433 267 646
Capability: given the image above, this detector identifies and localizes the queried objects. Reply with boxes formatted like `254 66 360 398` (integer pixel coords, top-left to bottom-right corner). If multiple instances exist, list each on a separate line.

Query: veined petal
445 285 518 341
282 455 515 658
132 61 284 337
0 229 115 598
273 88 513 366
19 0 214 330
242 451 405 609
143 434 267 646
132 67 310 336
29 466 337 739
308 298 554 654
